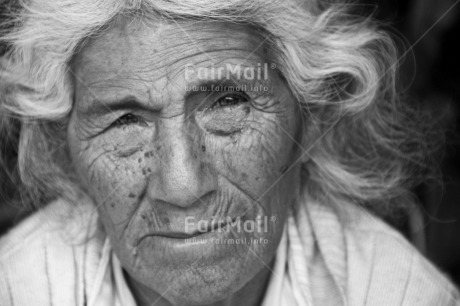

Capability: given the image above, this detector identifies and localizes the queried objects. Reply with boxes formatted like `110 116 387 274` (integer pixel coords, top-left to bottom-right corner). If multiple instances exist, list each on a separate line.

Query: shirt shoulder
0 199 105 306
341 208 460 305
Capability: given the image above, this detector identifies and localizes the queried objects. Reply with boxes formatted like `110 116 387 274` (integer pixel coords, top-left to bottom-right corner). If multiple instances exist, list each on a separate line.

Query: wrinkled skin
67 16 304 306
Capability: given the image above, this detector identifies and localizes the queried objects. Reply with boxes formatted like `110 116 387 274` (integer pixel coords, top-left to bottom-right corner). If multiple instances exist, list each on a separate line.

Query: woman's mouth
144 217 238 240
153 231 202 239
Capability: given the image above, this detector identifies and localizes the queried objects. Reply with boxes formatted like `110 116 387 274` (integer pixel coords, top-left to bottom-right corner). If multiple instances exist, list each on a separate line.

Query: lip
135 218 242 260
139 217 238 241
152 231 203 239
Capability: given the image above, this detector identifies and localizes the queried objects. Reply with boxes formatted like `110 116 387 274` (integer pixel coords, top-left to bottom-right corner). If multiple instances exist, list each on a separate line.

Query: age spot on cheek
129 193 136 198
144 151 154 158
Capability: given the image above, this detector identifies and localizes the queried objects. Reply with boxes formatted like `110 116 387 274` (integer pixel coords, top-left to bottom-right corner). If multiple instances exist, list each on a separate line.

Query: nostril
147 162 218 208
167 184 217 209
191 190 216 207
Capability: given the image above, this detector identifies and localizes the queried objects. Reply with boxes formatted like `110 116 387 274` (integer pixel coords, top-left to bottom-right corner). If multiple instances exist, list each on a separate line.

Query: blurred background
1 0 460 287
354 0 460 287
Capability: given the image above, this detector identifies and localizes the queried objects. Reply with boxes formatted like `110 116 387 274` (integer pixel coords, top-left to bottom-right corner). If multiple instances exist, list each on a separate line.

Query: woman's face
68 17 303 305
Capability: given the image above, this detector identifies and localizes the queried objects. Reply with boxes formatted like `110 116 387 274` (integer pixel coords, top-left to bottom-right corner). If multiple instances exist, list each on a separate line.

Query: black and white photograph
1 0 460 305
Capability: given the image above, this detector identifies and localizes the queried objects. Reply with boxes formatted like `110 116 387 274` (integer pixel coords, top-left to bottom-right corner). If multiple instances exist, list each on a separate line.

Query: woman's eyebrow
183 77 270 104
185 67 271 86
79 95 153 117
185 78 241 92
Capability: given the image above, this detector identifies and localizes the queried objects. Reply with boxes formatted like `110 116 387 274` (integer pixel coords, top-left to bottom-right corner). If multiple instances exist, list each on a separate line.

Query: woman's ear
300 149 310 163
296 101 331 165
296 114 318 165
299 135 311 164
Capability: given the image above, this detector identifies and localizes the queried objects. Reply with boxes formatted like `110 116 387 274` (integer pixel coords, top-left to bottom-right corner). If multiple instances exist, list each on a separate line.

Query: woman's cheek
217 119 295 194
76 142 150 227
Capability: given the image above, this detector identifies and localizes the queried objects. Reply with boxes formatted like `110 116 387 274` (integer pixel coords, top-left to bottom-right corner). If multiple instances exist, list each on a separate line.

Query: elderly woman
0 0 459 305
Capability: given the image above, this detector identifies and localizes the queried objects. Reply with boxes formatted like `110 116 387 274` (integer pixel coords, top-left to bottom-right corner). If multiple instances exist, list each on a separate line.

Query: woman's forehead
72 17 269 85
71 17 272 113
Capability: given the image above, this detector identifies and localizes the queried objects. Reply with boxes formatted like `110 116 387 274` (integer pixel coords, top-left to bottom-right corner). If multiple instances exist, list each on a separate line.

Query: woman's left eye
211 93 249 109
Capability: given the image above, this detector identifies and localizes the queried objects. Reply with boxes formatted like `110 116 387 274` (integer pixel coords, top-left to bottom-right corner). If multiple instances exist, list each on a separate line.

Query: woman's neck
125 260 274 306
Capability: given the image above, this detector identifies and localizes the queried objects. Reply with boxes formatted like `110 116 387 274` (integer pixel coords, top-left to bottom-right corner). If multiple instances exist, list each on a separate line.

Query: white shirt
1 196 459 305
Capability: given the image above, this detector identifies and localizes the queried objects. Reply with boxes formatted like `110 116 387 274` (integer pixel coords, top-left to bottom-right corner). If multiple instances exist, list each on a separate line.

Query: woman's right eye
112 114 141 127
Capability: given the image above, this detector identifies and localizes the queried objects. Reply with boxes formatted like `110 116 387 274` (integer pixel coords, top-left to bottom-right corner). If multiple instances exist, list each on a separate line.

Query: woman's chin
163 286 234 306
121 228 279 304
138 261 247 306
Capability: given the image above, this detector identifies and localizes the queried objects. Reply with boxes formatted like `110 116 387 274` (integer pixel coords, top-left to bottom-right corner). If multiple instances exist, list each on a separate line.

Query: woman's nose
146 120 217 208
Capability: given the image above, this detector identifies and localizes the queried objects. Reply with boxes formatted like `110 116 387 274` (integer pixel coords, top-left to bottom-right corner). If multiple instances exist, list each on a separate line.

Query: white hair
0 0 438 220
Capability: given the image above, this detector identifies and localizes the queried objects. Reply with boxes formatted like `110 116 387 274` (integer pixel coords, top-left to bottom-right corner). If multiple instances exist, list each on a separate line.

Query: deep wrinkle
67 16 303 306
